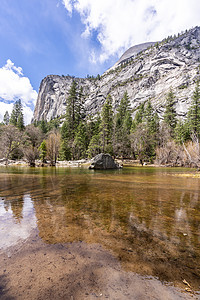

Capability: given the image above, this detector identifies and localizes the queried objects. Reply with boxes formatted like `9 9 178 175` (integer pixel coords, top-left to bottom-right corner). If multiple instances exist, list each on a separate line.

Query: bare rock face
109 41 157 69
33 27 200 122
89 153 120 170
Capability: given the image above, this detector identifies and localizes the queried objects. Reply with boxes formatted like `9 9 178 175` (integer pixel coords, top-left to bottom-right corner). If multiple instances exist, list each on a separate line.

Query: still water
0 166 200 289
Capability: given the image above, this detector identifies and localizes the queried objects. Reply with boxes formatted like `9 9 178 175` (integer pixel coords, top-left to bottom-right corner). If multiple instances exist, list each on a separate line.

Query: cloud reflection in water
0 194 36 250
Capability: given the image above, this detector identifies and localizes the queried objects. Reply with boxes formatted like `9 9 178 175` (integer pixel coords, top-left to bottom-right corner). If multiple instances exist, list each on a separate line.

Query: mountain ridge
33 26 200 122
106 41 157 73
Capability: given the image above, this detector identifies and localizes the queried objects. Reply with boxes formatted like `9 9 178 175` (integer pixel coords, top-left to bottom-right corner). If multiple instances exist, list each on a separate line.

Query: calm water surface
0 166 200 289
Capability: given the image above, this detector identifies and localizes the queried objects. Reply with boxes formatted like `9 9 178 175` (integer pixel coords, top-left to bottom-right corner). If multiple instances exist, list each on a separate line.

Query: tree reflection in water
0 167 199 289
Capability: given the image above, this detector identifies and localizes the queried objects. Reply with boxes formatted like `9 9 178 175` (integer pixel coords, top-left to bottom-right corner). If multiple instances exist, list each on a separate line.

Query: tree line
1 80 200 167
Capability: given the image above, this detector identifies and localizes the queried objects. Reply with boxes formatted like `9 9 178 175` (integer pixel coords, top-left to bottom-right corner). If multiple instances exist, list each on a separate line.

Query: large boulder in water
89 153 120 170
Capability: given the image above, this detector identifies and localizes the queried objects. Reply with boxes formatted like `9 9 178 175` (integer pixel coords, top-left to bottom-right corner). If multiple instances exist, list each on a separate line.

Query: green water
0 166 200 288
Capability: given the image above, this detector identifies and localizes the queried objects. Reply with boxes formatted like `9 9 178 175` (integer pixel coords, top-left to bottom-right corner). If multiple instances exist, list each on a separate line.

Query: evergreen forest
1 80 200 168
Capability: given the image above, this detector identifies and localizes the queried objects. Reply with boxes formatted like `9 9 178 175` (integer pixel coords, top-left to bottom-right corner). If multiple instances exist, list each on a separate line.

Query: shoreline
1 159 200 178
0 158 197 168
0 232 197 300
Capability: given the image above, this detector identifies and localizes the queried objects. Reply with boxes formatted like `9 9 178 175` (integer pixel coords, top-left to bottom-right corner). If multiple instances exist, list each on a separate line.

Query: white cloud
62 0 73 14
62 0 200 63
0 59 38 124
0 59 37 105
3 59 23 76
0 102 34 125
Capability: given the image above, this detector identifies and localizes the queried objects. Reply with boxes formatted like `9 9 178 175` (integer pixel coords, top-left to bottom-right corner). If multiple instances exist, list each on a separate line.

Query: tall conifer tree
65 80 78 139
3 111 10 125
17 111 25 131
144 101 159 135
100 94 113 153
9 99 25 130
163 89 177 136
73 122 87 159
187 81 200 137
114 91 132 157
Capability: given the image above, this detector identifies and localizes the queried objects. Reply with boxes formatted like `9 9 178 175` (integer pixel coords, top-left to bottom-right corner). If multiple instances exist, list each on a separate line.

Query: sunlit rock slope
33 26 200 122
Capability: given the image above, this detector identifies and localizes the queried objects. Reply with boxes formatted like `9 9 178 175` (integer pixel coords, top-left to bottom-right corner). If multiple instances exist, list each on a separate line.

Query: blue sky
0 0 111 91
0 0 200 123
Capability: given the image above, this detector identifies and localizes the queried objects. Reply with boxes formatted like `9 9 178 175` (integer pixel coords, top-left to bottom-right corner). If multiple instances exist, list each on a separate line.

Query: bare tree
25 125 42 148
0 125 22 165
23 146 39 167
155 140 182 166
155 122 183 166
46 131 61 166
22 125 42 166
158 122 172 147
183 135 200 167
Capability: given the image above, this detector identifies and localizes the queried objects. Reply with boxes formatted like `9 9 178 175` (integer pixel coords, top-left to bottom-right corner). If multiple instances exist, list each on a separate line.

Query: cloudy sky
0 0 200 124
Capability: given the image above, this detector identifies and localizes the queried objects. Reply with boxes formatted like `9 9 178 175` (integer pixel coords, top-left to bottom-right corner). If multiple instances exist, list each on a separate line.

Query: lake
0 166 200 296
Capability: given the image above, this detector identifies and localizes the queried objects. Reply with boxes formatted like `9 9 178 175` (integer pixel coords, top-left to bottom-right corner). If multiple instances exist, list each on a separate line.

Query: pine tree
120 111 132 157
100 94 114 154
130 101 159 162
187 81 200 137
48 118 60 131
135 103 145 125
3 111 10 125
65 80 79 139
144 101 159 135
60 81 82 159
40 119 48 134
60 121 69 140
17 111 25 131
174 120 190 144
60 121 72 160
77 86 85 121
163 89 177 136
87 134 101 158
130 103 145 134
114 91 132 157
73 122 87 159
39 140 47 163
144 101 159 158
10 105 18 126
86 114 101 142
115 92 131 125
59 139 72 160
86 114 101 158
9 99 24 130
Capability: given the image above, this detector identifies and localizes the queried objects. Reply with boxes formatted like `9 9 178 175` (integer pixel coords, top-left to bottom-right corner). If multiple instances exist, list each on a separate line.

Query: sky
0 0 200 124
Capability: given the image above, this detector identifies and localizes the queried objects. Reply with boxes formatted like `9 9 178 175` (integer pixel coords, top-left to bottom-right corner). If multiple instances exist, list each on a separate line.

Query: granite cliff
33 27 200 122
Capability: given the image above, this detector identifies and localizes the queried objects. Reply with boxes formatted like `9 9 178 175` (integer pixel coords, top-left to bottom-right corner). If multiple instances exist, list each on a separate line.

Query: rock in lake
89 153 120 170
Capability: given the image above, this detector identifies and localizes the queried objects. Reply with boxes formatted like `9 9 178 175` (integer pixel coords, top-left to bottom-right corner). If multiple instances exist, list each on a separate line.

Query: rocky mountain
33 26 200 122
108 41 157 70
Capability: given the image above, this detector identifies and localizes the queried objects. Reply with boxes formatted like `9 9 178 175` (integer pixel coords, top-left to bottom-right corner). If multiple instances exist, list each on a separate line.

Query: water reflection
0 194 36 250
0 167 200 288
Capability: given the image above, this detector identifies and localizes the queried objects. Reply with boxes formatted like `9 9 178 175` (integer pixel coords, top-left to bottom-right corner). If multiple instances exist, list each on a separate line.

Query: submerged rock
89 153 120 170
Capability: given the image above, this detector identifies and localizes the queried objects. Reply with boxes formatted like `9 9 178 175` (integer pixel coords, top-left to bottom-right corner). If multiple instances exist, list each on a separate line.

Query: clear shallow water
0 166 200 289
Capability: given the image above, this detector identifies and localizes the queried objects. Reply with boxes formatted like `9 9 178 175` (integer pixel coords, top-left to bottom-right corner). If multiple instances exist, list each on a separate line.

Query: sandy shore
0 158 145 168
0 231 198 300
0 159 90 168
